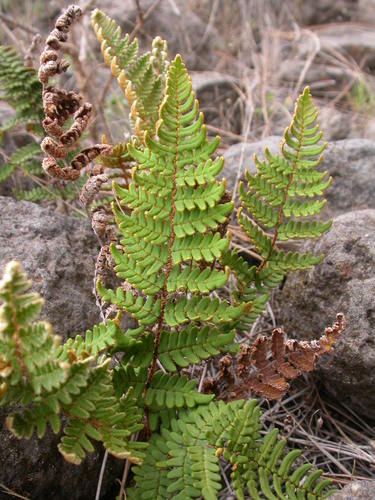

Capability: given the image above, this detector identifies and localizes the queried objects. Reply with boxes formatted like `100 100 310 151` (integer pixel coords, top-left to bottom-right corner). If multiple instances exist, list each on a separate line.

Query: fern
235 87 332 328
0 45 44 135
0 261 146 465
1 6 345 499
91 9 168 143
130 399 335 499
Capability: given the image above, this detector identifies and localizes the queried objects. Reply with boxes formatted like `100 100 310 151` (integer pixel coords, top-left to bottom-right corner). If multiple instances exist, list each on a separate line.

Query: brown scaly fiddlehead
38 4 111 183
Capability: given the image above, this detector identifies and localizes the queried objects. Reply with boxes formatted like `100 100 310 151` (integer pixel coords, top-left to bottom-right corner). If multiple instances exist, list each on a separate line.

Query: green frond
167 265 230 294
0 45 43 132
1 263 145 465
131 399 334 499
1 142 42 183
106 55 239 336
91 9 168 140
59 361 146 465
114 365 213 410
127 434 170 499
237 86 332 329
57 320 120 361
97 281 162 326
220 248 257 284
121 325 237 371
164 295 244 327
172 232 230 264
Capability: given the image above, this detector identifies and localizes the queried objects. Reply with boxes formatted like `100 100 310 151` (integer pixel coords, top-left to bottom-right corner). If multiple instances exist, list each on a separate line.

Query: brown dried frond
70 145 111 171
227 313 346 401
39 5 111 191
92 209 112 240
42 87 81 124
42 117 64 137
41 137 67 158
95 245 113 281
42 156 80 181
79 173 108 208
60 103 92 146
219 354 235 384
237 343 252 378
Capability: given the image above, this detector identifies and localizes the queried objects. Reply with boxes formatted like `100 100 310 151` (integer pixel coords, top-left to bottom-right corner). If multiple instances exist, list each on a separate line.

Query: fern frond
131 399 335 499
102 55 241 335
235 87 332 328
114 365 213 410
91 9 168 141
56 320 120 361
0 45 43 132
121 326 237 371
1 142 42 183
239 87 331 273
1 262 146 465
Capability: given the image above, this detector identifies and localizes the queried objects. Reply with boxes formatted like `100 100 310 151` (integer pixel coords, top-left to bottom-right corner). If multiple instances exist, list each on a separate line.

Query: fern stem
142 75 181 435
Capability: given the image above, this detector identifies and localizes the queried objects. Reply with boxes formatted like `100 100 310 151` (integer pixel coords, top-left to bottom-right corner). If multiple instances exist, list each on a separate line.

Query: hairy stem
142 81 181 436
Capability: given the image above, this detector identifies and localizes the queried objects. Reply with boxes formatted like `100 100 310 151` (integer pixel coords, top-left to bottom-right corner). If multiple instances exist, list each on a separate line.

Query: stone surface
0 196 100 340
331 480 375 499
323 139 375 217
223 138 375 217
0 422 122 499
0 196 126 498
278 210 375 418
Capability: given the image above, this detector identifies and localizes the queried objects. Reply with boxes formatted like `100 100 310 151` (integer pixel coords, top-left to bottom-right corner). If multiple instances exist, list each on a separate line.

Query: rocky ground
1 0 375 498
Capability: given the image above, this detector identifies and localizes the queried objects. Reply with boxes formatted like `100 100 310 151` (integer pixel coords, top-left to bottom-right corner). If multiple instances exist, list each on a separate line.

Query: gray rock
295 0 361 24
318 107 351 141
0 196 100 340
323 139 375 217
0 423 122 499
0 196 127 498
278 210 375 417
223 138 375 217
331 480 375 499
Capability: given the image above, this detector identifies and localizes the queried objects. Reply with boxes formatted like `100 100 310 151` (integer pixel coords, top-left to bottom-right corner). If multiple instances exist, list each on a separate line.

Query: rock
331 480 375 499
0 196 100 340
0 421 122 499
295 0 360 24
0 197 128 498
311 23 375 68
278 210 375 418
318 107 351 141
223 138 375 217
323 139 375 217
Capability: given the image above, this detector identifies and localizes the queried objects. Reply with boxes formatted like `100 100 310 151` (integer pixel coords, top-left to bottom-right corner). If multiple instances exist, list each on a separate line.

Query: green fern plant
0 5 343 499
0 45 45 190
129 400 333 500
0 45 44 135
233 87 332 330
0 260 147 465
